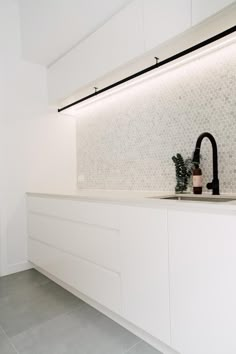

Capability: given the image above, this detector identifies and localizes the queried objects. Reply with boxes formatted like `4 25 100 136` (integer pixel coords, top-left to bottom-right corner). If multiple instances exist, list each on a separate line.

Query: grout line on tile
125 339 143 353
1 326 19 354
10 299 90 342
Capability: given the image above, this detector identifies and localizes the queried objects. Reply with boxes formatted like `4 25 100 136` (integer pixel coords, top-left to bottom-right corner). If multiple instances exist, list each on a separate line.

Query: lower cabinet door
120 206 170 345
29 239 121 314
169 210 236 354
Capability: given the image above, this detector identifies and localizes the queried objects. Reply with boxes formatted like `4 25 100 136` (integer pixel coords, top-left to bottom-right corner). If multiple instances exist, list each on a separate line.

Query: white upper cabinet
48 0 145 103
48 0 235 103
143 0 191 51
120 206 170 345
169 209 236 354
192 0 235 25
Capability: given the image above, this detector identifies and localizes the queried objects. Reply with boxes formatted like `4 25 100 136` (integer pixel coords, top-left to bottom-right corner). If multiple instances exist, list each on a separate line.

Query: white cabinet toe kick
27 194 236 354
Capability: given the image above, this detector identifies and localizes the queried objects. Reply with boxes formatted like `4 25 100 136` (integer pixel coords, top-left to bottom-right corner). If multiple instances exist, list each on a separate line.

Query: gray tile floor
0 269 162 354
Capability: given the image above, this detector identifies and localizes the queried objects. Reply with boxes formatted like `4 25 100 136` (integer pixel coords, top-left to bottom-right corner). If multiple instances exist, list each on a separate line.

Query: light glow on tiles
75 37 236 192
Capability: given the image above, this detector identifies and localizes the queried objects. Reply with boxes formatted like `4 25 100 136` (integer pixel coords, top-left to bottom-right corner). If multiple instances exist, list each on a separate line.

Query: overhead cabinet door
192 0 235 25
48 0 145 102
143 0 191 51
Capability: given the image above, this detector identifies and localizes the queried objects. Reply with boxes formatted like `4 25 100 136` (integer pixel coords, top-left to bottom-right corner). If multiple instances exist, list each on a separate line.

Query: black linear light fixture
58 25 236 113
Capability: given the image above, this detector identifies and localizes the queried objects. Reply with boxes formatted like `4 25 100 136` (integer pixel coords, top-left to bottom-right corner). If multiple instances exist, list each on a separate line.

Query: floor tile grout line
1 271 100 343
1 270 151 354
0 274 52 303
0 324 4 334
10 300 95 342
0 326 19 354
125 339 143 353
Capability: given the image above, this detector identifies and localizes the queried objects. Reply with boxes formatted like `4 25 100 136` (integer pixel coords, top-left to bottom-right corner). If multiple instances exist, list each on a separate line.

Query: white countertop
27 190 236 214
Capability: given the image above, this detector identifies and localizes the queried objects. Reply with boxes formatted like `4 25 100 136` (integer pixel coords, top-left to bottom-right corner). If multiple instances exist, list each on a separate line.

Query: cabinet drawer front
29 239 121 314
28 212 120 272
27 196 120 229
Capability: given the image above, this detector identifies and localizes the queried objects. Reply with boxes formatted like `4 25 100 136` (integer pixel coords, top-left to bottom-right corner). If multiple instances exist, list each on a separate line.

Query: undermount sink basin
159 196 236 202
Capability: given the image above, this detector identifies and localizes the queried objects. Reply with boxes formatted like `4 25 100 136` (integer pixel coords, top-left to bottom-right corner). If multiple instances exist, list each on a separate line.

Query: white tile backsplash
76 41 236 192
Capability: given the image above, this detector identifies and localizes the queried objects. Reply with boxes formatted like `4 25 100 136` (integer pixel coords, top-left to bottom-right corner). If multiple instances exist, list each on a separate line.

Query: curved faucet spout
192 132 220 195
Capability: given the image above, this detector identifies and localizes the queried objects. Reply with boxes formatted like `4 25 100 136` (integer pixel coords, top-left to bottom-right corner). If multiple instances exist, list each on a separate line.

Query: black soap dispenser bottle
193 164 203 194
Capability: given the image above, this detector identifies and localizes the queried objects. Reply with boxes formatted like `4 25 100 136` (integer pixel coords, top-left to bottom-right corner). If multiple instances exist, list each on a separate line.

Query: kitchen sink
158 196 236 202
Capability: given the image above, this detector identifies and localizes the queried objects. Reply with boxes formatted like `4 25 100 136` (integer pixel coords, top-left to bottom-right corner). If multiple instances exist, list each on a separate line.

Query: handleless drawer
27 196 120 229
28 212 120 273
29 239 121 314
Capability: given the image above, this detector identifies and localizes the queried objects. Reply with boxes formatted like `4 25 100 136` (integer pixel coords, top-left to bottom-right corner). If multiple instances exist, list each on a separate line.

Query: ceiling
18 0 132 66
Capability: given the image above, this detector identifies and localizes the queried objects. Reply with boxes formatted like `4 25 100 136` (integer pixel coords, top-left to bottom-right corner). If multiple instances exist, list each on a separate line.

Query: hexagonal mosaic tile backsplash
76 41 236 192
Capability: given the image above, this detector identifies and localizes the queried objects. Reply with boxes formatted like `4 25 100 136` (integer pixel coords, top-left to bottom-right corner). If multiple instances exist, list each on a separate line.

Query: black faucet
192 132 220 195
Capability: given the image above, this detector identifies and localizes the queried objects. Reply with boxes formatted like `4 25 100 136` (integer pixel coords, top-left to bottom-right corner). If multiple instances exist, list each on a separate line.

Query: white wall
0 0 77 276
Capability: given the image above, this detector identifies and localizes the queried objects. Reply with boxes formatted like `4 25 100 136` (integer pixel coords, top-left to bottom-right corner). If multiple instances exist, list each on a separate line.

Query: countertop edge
26 191 236 214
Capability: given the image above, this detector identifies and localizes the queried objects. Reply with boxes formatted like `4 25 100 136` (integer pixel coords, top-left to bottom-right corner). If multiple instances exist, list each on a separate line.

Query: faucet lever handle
207 182 213 190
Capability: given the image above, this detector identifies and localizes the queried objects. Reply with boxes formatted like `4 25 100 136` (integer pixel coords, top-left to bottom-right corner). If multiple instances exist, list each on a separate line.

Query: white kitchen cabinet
27 195 171 350
27 194 236 353
48 0 145 103
27 195 120 230
169 209 236 354
143 0 191 51
28 212 120 273
120 206 170 345
27 195 122 314
192 0 235 25
29 239 121 313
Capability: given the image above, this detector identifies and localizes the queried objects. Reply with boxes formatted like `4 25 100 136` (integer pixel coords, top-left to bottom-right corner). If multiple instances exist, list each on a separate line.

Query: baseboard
34 265 178 354
6 261 33 276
